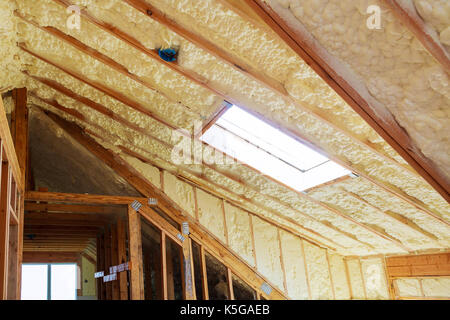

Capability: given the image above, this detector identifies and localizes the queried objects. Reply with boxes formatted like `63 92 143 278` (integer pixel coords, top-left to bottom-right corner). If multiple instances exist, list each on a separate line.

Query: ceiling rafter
15 12 202 120
340 189 441 244
29 85 369 251
382 0 450 73
18 27 447 231
33 90 405 254
37 105 342 251
241 0 449 203
23 46 448 254
52 0 416 175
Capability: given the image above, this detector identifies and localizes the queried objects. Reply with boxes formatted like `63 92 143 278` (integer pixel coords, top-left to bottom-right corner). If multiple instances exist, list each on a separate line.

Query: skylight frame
200 105 351 192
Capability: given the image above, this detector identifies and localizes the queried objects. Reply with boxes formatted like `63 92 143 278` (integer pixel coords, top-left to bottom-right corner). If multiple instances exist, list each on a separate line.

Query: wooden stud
200 245 209 300
227 268 235 300
244 0 450 202
161 231 168 300
326 250 336 300
116 219 128 300
0 163 11 299
128 206 144 300
221 200 229 246
25 191 147 205
300 240 312 300
277 228 288 294
359 259 368 300
344 259 354 300
110 223 120 300
248 214 258 269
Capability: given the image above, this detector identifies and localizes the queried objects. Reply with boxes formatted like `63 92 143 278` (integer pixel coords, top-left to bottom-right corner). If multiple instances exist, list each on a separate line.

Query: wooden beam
124 0 287 97
103 226 112 300
110 223 120 300
39 110 284 300
200 245 209 300
161 231 168 300
25 191 146 205
128 205 144 300
385 252 450 277
341 189 441 243
227 268 235 300
0 162 10 299
25 202 124 214
0 95 23 193
382 0 450 73
48 0 416 179
116 219 128 300
244 0 450 202
33 88 342 250
22 251 79 263
97 234 105 300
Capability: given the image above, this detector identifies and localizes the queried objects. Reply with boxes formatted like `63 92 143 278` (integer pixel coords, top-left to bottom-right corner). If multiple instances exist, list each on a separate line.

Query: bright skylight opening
201 105 350 192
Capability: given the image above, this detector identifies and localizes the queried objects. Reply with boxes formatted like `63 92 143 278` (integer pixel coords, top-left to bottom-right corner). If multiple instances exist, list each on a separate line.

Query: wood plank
0 162 10 299
128 205 144 300
103 226 112 300
244 0 450 202
25 191 146 205
161 231 168 300
25 202 124 214
116 219 128 300
97 234 105 300
0 95 23 193
227 268 235 300
23 251 79 263
110 223 120 300
200 245 209 300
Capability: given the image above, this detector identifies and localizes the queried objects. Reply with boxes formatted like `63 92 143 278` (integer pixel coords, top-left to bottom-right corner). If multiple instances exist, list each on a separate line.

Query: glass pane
191 241 204 300
205 252 229 300
21 264 48 300
232 274 256 300
141 217 163 300
51 264 77 300
166 237 184 300
201 105 350 191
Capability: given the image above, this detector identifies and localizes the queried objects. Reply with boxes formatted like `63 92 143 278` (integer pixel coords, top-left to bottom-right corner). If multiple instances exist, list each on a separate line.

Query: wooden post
181 236 195 300
161 231 168 300
128 206 144 300
227 268 235 300
110 223 119 300
200 245 209 300
116 219 128 300
103 225 112 300
0 162 11 299
11 88 27 300
96 235 104 300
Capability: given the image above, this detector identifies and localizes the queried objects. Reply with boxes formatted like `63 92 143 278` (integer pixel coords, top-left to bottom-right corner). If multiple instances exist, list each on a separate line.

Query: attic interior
0 0 449 300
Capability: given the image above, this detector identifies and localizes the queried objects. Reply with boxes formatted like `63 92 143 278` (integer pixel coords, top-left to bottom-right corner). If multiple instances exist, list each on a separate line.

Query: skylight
201 105 350 192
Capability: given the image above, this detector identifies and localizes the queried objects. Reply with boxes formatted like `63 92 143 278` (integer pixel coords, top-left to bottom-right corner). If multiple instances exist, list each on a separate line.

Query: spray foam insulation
196 188 226 244
346 259 366 299
328 253 351 300
360 258 389 299
252 216 285 291
13 0 450 257
280 231 309 299
270 0 450 183
421 277 450 297
163 171 196 219
0 1 25 92
223 202 255 267
395 277 450 298
302 241 333 299
395 278 422 296
140 0 450 215
412 0 450 48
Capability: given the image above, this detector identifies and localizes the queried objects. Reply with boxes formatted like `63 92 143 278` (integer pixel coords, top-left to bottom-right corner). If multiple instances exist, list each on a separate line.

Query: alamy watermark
66 5 81 30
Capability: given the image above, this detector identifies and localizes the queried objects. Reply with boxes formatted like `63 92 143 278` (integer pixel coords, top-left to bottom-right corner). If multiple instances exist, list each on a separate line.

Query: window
21 264 77 300
201 105 350 192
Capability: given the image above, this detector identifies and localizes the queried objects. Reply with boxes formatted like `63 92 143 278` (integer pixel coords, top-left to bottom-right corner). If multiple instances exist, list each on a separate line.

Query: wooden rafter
43 110 288 299
25 191 146 205
382 0 450 73
242 0 450 202
47 0 422 178
22 44 448 234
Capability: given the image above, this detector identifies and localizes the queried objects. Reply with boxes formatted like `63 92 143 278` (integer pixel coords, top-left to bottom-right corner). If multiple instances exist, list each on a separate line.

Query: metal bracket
148 198 158 205
177 233 186 242
131 200 143 211
261 283 272 295
182 222 190 235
